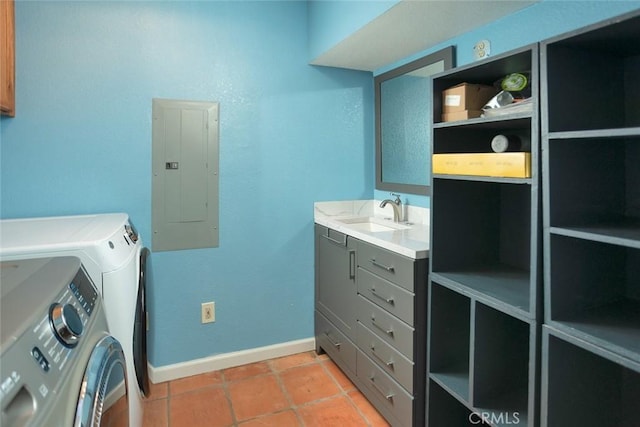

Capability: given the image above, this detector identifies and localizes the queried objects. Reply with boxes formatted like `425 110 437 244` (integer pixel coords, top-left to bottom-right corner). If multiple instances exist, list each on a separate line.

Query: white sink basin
337 217 410 233
345 222 397 233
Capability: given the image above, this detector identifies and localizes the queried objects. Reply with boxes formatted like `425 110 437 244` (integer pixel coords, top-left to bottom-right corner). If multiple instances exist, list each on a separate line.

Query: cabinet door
315 224 357 339
0 0 15 116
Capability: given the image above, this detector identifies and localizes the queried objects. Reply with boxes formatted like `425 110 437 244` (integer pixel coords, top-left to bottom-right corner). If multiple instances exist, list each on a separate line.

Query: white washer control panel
0 258 99 426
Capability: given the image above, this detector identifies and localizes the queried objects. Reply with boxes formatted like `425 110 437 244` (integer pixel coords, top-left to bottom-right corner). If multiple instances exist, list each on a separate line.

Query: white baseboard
148 337 316 384
104 380 126 410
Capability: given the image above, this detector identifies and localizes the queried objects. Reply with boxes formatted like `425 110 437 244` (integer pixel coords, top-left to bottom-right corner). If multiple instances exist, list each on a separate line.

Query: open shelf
429 283 470 402
433 113 532 130
546 234 640 362
542 327 640 427
429 294 535 426
550 127 640 140
429 372 471 404
472 303 532 423
474 392 529 427
546 136 640 238
433 174 532 185
429 382 529 427
432 45 537 126
429 380 490 427
555 300 640 361
551 222 640 249
431 178 535 315
433 267 530 315
433 119 532 154
543 13 640 133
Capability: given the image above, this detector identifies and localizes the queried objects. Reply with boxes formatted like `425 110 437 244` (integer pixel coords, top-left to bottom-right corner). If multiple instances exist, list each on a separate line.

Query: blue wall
0 1 373 366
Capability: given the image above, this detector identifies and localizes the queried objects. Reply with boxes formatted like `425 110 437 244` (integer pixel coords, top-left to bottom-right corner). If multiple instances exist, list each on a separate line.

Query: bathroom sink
337 217 409 233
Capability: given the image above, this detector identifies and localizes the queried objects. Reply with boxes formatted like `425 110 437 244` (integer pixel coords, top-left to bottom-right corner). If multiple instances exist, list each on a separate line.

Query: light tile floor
143 351 391 427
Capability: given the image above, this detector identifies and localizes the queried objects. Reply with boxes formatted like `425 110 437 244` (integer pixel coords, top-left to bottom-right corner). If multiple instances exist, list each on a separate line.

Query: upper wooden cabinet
1 0 15 117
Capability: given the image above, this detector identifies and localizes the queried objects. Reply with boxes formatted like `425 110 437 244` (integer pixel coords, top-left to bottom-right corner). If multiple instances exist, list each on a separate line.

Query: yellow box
432 152 531 178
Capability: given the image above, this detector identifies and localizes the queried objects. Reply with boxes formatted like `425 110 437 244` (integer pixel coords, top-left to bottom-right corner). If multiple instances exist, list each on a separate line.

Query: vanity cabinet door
0 0 15 116
315 224 357 339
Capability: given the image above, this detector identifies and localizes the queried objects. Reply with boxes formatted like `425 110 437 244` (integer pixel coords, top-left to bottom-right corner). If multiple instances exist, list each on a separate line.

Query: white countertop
314 200 430 259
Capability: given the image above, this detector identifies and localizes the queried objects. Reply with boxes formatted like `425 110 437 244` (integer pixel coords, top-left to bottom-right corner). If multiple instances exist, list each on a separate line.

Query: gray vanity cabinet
355 240 428 427
315 223 428 427
315 224 358 375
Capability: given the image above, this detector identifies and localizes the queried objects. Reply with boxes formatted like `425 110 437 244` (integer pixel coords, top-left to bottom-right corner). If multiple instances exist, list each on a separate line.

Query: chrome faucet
379 193 402 223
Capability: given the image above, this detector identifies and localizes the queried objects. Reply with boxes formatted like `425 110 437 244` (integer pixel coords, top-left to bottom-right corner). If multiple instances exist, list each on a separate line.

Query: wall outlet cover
474 39 491 60
201 301 215 324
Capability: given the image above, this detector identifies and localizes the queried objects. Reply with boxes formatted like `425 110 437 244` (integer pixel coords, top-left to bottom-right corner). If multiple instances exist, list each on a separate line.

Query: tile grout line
287 352 382 426
317 357 374 426
268 357 308 426
224 358 310 426
165 375 235 427
220 370 240 427
318 357 386 427
166 383 171 427
265 352 357 426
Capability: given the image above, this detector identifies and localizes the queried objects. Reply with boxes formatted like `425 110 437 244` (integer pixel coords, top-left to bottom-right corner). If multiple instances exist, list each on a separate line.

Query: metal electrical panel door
152 98 219 251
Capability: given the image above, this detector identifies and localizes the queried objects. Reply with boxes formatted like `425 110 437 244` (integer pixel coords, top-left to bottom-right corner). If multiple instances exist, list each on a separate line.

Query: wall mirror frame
375 46 455 195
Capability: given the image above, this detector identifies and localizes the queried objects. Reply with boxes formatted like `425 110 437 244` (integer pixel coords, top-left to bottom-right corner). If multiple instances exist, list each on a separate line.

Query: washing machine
0 214 148 427
0 256 129 426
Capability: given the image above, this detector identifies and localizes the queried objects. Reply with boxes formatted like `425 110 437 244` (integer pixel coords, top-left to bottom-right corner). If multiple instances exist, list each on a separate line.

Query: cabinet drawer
357 295 414 360
357 267 414 326
357 321 414 393
357 240 414 292
357 350 414 427
315 311 356 376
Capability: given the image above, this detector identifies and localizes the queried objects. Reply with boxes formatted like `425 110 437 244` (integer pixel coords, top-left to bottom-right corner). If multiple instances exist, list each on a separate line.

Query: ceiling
310 0 538 72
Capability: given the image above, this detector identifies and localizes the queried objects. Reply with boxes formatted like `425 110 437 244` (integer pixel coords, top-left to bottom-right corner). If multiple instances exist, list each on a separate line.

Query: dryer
0 214 149 427
0 256 129 426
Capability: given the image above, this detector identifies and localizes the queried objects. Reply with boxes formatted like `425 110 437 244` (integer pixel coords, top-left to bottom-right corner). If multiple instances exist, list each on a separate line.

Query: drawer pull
371 316 394 336
370 345 394 367
349 250 356 280
370 258 395 273
321 233 346 246
370 287 394 305
369 375 394 401
324 332 341 349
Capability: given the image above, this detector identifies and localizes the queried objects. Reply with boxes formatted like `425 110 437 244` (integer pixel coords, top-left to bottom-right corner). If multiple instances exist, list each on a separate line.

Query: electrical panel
152 99 219 251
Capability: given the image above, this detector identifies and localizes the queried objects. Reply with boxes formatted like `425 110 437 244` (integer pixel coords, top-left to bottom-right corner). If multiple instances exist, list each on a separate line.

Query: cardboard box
442 83 497 113
441 110 483 122
432 152 531 178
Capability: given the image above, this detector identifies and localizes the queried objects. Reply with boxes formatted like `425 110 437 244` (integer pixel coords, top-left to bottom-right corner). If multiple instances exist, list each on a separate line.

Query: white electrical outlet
201 301 215 324
474 39 491 61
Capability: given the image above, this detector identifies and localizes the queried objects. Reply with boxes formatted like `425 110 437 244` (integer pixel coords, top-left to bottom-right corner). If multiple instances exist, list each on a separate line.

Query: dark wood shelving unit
541 9 640 426
428 44 541 426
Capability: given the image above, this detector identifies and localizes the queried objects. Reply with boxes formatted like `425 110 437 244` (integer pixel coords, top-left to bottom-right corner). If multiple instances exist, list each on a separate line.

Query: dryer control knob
125 223 139 243
50 303 83 347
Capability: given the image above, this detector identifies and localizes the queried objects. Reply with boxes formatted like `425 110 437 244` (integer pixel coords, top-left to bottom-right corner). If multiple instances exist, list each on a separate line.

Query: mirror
375 46 454 195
